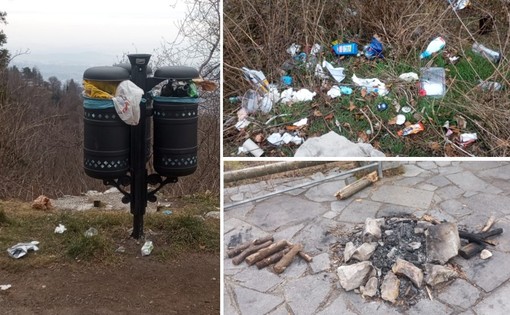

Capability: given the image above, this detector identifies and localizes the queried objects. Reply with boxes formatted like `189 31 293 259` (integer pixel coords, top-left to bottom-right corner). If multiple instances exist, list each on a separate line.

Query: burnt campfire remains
336 215 503 307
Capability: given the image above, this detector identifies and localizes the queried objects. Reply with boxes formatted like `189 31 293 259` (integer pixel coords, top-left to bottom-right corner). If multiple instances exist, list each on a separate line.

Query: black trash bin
152 66 200 177
83 66 130 180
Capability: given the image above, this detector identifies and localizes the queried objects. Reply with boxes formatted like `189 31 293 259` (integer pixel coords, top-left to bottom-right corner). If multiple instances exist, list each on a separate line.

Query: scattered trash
420 37 446 59
162 210 173 215
398 122 425 136
286 43 301 56
267 132 303 146
280 88 316 104
242 67 270 94
447 0 470 10
364 36 384 60
84 227 98 238
32 195 53 211
281 75 293 86
294 131 385 157
293 118 308 127
235 119 250 130
265 113 291 125
141 240 154 256
352 74 389 96
7 241 40 259
112 80 144 126
399 72 419 82
228 96 241 104
0 284 12 291
115 246 126 253
241 139 264 157
401 106 412 113
458 133 477 147
54 224 67 234
332 42 358 56
396 114 406 125
376 103 388 112
472 42 501 64
327 86 353 98
477 80 502 91
322 60 346 83
419 67 446 97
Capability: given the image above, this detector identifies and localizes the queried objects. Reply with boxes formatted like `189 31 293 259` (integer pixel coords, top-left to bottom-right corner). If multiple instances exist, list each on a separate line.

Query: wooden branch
459 242 486 259
481 215 496 232
286 241 313 262
232 240 273 265
256 248 290 269
459 228 503 246
334 171 378 200
274 243 303 274
245 240 289 266
226 235 274 258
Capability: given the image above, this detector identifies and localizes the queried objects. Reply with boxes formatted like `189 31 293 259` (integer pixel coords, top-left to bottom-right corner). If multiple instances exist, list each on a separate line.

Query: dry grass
224 0 510 156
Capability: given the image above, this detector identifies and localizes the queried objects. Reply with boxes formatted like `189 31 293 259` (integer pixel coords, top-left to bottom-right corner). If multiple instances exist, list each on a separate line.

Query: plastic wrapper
112 80 143 126
242 67 270 94
398 122 425 136
364 37 384 60
323 60 346 83
352 74 389 96
7 241 40 259
83 80 118 99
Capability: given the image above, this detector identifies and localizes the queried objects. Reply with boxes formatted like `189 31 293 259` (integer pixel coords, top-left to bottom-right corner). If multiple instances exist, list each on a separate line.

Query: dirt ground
0 252 219 315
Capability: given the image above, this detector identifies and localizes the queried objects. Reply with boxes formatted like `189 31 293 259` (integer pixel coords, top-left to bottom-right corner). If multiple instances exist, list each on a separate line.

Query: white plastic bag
112 80 144 125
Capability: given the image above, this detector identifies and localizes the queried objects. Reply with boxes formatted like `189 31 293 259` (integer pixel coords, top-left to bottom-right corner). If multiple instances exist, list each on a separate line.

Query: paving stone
238 182 267 193
393 176 425 187
304 180 346 202
291 218 337 253
310 253 331 274
316 295 357 315
245 195 328 231
457 211 499 231
402 164 426 177
407 298 453 315
457 310 476 315
435 161 452 167
234 286 284 315
460 193 510 216
462 191 479 198
421 209 456 223
342 291 402 314
282 256 308 279
474 281 510 314
285 273 333 315
435 185 465 201
438 166 464 175
335 199 382 223
377 204 418 218
267 305 290 315
323 211 338 219
371 185 434 209
331 199 353 213
284 188 307 196
439 199 473 219
225 186 240 195
425 175 452 188
224 218 267 248
224 203 255 221
224 257 249 276
224 284 239 315
437 279 481 309
274 224 305 242
486 179 510 196
493 216 510 252
446 172 503 194
454 251 510 292
230 192 245 202
460 161 506 171
417 183 438 191
233 268 284 293
478 163 510 180
417 161 440 170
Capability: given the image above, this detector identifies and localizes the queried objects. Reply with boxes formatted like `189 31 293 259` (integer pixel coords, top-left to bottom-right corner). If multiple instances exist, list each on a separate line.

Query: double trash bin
83 65 200 181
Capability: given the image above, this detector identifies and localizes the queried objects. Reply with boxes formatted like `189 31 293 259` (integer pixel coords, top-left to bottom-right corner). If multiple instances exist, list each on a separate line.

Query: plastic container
472 43 501 64
332 43 358 56
419 67 446 98
420 37 446 59
141 241 154 256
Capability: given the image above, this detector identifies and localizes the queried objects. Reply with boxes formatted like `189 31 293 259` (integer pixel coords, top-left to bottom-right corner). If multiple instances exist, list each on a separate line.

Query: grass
0 196 220 271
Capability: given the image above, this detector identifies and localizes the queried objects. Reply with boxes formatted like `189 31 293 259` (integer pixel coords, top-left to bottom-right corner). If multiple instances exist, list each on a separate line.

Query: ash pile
336 215 502 307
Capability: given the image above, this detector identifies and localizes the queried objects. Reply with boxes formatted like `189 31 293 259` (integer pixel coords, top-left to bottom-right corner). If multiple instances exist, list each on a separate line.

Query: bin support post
128 54 151 239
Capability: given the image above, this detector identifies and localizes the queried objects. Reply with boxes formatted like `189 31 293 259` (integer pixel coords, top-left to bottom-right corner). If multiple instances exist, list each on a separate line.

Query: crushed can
472 43 500 64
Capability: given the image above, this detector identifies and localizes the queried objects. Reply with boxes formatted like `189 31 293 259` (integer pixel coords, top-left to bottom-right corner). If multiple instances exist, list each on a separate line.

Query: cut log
459 228 502 246
245 240 288 266
298 251 313 262
226 235 274 258
459 242 486 259
232 240 273 265
335 171 378 200
256 248 290 269
274 243 303 274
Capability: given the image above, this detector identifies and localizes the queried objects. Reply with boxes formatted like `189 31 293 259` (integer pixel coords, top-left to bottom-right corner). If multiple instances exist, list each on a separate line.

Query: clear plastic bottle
141 240 154 256
420 37 446 59
419 67 446 97
472 43 501 64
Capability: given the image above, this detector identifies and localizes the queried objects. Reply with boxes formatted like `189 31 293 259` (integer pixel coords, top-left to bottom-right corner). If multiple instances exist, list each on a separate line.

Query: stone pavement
223 161 510 315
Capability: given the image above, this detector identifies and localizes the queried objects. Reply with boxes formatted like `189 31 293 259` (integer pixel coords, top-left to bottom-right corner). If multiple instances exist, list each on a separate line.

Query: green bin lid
154 66 199 80
83 66 130 81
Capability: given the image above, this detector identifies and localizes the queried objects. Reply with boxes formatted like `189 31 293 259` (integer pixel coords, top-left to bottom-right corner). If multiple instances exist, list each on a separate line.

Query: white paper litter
399 72 419 82
54 224 67 234
327 86 342 98
7 241 40 259
267 132 303 146
293 118 308 127
323 60 346 83
235 119 250 130
280 88 316 104
352 74 389 96
0 284 12 291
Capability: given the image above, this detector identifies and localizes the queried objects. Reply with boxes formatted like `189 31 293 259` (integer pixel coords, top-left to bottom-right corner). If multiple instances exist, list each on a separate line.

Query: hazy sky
2 0 188 58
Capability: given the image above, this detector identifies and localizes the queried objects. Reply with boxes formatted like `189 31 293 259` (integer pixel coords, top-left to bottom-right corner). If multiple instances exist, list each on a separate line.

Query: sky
1 0 189 79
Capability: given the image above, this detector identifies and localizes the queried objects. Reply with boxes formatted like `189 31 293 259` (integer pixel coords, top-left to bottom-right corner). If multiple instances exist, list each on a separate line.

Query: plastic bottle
420 37 446 59
141 240 154 256
472 43 501 64
419 67 446 97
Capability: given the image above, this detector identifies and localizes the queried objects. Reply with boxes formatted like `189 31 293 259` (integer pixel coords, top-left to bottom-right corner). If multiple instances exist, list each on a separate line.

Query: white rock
480 249 492 260
337 261 374 291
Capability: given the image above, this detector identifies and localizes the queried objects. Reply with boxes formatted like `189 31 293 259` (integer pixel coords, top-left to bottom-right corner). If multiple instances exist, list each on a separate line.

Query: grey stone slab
402 164 426 177
447 172 503 195
454 251 510 292
487 179 510 196
285 273 333 315
225 186 240 195
224 257 249 276
323 211 338 219
493 216 510 253
331 199 353 213
425 175 452 188
460 193 510 216
437 279 481 309
310 253 331 274
407 298 453 315
439 199 473 219
478 163 510 180
224 218 267 248
456 310 475 315
474 281 510 314
460 161 507 171
435 185 465 201
224 203 255 221
371 185 434 209
267 305 290 315
438 166 464 175
316 295 357 315
284 188 306 196
417 161 440 170
230 192 245 202
282 256 308 279
393 176 425 187
435 161 452 167
233 268 284 293
304 180 345 203
457 211 498 231
377 204 418 218
417 183 438 191
274 224 305 242
234 286 284 315
335 199 382 224
238 182 267 193
245 195 328 231
341 291 402 315
224 284 240 315
291 218 337 254
420 209 456 223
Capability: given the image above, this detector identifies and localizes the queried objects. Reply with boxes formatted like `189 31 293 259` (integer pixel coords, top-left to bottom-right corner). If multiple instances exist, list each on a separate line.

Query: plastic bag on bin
83 80 118 99
112 80 143 126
